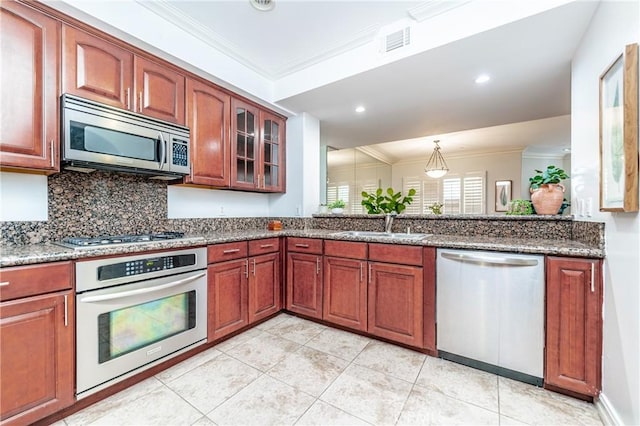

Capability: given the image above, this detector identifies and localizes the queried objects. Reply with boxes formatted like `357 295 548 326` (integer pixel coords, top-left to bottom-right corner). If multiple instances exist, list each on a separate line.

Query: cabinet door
286 252 323 319
249 253 281 323
323 257 367 331
185 78 230 187
230 98 259 190
259 111 285 193
62 25 133 109
0 1 59 173
207 259 248 341
134 56 185 124
0 291 74 425
545 257 602 397
368 262 423 347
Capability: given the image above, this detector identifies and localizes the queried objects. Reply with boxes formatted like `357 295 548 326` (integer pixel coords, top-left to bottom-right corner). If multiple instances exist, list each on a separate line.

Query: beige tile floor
56 313 603 426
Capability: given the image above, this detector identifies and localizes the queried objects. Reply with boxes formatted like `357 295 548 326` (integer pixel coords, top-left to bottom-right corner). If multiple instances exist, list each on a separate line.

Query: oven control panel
98 254 196 281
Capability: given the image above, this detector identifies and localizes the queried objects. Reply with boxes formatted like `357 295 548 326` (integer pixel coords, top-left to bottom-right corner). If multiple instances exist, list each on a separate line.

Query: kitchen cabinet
323 241 367 331
286 238 323 319
0 261 74 426
248 238 281 323
62 25 185 124
0 1 60 173
207 239 281 341
367 244 424 348
545 256 602 398
231 98 285 192
185 77 231 187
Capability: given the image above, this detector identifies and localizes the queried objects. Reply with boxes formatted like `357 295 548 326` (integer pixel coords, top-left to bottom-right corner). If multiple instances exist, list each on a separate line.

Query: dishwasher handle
440 251 539 267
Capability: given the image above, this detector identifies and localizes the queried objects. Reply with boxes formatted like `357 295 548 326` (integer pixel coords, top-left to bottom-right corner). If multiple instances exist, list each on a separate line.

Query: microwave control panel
172 139 189 167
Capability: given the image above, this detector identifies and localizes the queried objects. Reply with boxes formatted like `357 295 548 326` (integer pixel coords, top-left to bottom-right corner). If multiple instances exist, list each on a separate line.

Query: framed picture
495 180 512 212
599 43 639 212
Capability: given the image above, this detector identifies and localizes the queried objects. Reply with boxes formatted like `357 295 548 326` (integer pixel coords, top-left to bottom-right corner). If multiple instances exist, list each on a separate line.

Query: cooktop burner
55 232 202 249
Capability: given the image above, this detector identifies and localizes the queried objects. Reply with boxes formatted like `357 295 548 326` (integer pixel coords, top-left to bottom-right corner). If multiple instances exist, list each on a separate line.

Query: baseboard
596 392 624 426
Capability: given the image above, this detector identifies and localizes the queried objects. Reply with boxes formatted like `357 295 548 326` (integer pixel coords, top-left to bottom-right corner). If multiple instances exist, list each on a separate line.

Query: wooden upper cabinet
186 78 230 187
545 257 602 397
63 25 185 124
62 25 133 110
260 110 285 192
134 56 185 124
231 98 260 190
0 1 59 173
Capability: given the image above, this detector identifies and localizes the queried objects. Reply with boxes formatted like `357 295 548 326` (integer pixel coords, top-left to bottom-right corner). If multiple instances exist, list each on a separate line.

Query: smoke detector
250 0 275 12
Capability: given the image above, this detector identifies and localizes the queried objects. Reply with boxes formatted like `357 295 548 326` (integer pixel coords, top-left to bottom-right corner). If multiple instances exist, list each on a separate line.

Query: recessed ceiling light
475 74 490 84
250 0 275 12
355 106 366 113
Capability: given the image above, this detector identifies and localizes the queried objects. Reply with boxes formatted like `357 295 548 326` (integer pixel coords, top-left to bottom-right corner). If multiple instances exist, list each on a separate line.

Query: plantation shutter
463 172 485 214
355 180 379 213
402 177 422 214
327 183 350 210
442 176 461 214
422 179 440 214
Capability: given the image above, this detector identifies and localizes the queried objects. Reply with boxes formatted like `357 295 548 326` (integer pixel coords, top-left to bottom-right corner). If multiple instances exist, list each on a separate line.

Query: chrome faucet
384 213 395 233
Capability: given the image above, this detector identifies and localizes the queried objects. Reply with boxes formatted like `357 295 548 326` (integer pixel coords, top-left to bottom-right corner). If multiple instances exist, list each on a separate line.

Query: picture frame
599 43 639 212
495 180 512 212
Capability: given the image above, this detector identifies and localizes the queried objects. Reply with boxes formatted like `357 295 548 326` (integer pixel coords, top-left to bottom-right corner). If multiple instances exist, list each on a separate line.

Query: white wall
0 172 48 221
571 1 639 424
167 186 270 218
392 150 523 214
269 112 319 217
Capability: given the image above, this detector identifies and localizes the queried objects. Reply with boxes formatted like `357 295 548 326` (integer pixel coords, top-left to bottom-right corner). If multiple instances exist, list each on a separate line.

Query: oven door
76 269 207 398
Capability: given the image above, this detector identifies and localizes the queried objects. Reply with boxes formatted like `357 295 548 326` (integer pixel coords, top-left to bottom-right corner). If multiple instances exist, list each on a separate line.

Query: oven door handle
79 272 205 303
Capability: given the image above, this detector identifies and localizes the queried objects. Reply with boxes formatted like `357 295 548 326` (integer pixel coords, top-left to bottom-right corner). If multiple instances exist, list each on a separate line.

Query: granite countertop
0 228 604 268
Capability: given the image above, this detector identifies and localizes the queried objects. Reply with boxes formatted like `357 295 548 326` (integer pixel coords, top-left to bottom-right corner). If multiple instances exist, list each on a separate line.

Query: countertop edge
0 229 604 267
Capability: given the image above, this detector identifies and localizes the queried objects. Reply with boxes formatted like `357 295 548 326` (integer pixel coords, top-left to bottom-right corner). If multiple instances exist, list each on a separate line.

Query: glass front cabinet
231 98 285 193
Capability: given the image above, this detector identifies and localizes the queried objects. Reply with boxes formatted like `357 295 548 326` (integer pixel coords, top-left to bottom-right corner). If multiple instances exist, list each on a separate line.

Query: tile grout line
393 356 428 425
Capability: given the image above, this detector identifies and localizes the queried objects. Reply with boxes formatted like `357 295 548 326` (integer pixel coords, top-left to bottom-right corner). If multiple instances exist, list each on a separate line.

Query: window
400 171 486 214
327 183 350 210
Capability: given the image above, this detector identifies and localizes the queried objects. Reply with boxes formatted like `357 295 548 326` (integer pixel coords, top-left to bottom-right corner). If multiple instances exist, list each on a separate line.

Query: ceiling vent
383 27 411 53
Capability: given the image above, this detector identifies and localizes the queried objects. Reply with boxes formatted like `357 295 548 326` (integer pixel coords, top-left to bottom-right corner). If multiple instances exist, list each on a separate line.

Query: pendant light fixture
424 140 449 178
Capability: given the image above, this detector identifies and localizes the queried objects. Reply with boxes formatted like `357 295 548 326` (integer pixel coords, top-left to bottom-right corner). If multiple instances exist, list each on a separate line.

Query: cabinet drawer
287 238 323 254
248 238 280 256
0 261 73 302
324 240 367 259
208 241 248 263
368 243 423 266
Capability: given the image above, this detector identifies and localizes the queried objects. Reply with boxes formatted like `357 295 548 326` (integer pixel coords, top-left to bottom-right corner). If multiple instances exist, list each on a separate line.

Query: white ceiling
139 0 598 162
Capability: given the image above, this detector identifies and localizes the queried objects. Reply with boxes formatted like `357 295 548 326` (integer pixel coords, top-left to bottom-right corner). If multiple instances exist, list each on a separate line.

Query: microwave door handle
158 132 167 170
79 272 205 303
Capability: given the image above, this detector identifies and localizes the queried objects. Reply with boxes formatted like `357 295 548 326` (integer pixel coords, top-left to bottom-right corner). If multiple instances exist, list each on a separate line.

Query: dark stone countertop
0 228 604 268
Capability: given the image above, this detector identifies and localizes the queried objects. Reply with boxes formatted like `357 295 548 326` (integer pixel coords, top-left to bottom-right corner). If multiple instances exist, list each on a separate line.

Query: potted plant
361 187 416 215
529 165 569 215
328 199 346 214
506 199 534 215
429 202 443 215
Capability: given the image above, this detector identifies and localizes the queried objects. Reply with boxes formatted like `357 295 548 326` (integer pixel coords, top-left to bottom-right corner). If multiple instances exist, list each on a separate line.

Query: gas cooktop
55 232 204 250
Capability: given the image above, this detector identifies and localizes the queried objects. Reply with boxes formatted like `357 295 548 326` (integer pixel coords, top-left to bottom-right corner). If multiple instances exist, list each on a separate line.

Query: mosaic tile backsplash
0 170 604 250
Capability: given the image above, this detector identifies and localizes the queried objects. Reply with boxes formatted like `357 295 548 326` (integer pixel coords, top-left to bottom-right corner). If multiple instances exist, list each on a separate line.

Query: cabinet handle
295 244 309 248
360 262 363 282
245 259 249 278
126 88 131 110
368 263 372 283
590 262 595 293
252 258 256 276
64 295 68 327
223 249 240 254
260 244 274 249
257 174 261 189
316 257 320 274
138 92 143 112
0 281 9 287
50 140 55 167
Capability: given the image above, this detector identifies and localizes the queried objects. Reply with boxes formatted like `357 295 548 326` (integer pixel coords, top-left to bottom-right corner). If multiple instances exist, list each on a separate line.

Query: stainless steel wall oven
75 247 207 399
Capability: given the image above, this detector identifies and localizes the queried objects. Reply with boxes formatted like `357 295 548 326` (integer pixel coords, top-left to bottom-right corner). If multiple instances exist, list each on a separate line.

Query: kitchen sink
333 231 431 240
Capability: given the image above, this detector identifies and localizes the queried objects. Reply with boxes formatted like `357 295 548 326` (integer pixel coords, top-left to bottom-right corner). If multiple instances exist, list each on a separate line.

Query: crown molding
408 0 473 22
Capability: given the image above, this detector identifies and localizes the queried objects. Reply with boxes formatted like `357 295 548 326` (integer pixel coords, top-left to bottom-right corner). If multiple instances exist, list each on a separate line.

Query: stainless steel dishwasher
436 248 544 386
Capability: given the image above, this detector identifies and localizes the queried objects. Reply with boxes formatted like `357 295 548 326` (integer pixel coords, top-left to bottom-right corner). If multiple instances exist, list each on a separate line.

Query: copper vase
530 184 565 215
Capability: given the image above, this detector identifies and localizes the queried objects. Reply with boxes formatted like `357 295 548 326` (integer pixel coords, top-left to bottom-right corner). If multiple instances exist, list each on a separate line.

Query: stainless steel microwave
61 94 190 180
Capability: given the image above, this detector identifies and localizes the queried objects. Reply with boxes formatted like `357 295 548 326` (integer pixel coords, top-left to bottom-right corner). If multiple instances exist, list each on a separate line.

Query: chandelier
424 140 449 178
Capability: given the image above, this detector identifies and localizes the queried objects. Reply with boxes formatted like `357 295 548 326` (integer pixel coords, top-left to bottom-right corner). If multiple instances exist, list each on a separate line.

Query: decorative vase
530 184 565 215
331 208 344 214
